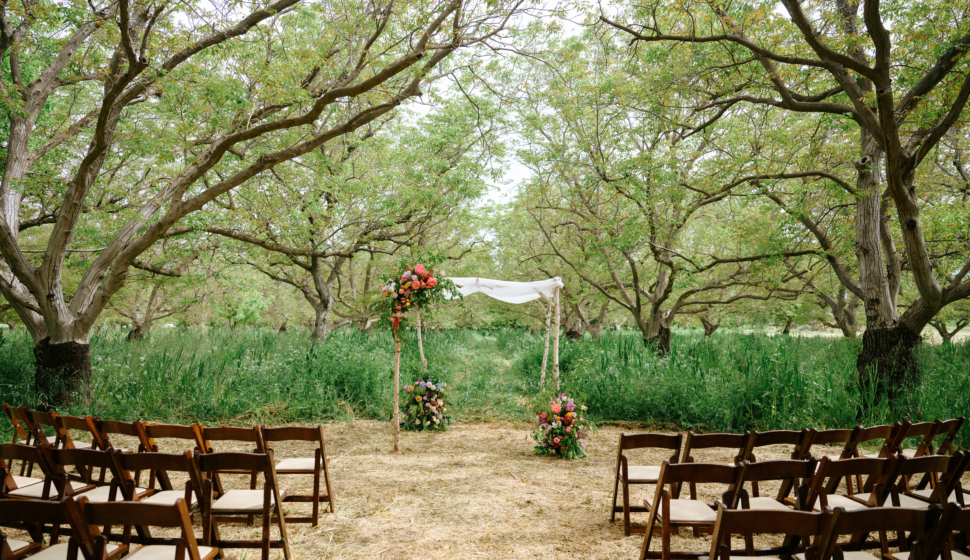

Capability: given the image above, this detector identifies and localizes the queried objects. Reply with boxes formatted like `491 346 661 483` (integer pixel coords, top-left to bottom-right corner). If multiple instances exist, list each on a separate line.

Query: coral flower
427 277 438 288
414 264 427 275
550 403 561 414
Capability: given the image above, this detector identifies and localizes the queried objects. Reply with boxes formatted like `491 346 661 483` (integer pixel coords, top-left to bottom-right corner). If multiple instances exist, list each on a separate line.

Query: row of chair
705 501 969 560
2 404 338 560
638 452 968 560
3 404 335 525
612 418 966 536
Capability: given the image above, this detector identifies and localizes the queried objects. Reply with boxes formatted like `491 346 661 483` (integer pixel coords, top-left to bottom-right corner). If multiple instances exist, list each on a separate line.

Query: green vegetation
2 328 967 449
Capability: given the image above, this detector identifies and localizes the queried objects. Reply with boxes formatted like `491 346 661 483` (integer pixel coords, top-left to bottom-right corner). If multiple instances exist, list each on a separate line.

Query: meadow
1 326 968 448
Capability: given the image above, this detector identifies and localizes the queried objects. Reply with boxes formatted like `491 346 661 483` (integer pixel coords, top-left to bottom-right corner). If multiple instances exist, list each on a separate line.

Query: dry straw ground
7 421 969 559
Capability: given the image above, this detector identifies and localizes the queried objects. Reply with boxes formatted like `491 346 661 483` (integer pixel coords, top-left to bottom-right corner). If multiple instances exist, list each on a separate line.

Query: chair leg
312 469 321 527
261 501 271 560
623 478 632 537
611 468 621 523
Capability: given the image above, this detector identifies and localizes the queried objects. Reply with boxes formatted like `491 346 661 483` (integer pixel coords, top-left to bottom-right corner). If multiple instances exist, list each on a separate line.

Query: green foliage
512 332 970 449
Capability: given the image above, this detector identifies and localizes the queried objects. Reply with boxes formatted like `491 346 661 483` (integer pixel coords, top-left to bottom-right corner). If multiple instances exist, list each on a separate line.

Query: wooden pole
540 298 551 391
553 286 561 393
416 307 427 373
393 324 401 453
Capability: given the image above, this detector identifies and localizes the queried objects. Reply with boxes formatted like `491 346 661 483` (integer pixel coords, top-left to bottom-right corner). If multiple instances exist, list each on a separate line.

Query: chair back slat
261 425 327 444
617 432 681 452
143 423 206 453
2 404 30 444
659 460 738 485
197 451 273 474
202 425 265 452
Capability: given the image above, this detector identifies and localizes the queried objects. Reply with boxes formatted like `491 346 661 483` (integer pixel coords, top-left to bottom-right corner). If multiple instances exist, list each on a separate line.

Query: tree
603 0 970 410
205 95 500 340
0 0 526 404
509 31 813 353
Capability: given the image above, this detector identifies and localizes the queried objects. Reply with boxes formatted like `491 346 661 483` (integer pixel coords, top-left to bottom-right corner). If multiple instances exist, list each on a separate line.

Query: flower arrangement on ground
532 393 590 459
402 375 450 431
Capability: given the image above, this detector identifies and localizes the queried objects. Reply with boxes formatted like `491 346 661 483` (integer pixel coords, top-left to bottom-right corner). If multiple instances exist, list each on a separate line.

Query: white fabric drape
448 277 564 304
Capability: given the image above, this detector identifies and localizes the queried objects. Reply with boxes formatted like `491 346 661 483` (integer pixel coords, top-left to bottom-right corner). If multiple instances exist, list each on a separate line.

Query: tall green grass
515 332 970 449
1 327 967 448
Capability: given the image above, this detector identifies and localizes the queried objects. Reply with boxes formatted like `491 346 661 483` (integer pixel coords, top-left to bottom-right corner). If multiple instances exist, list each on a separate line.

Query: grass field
1 327 967 447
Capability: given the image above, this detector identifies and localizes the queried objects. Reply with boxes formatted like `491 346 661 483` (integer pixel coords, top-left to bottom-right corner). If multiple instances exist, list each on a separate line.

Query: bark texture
856 326 922 418
33 338 92 407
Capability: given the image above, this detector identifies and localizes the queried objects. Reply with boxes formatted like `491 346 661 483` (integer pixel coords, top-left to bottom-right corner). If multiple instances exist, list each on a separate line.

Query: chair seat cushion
70 441 93 450
12 475 43 488
82 485 151 503
125 545 217 560
909 488 962 505
813 494 869 512
893 552 969 560
900 448 917 458
6 539 32 554
645 497 717 523
626 465 661 483
139 490 198 507
796 552 877 560
8 481 87 498
30 542 121 560
212 490 279 513
275 457 319 473
743 496 791 511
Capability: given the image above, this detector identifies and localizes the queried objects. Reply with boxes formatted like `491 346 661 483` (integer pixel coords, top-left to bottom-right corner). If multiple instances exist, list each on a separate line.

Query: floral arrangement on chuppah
532 393 590 459
402 376 450 431
376 261 457 452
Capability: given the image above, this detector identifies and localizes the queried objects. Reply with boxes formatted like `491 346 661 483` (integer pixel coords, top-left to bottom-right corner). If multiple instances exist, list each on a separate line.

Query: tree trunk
33 338 92 407
782 318 794 335
700 316 720 337
312 304 331 341
644 323 671 356
127 322 146 341
856 326 922 419
416 308 427 373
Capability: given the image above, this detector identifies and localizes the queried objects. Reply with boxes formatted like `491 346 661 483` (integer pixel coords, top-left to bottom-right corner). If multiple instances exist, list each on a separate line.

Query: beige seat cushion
813 494 869 512
900 448 917 458
645 497 717 523
910 488 962 505
82 485 150 503
12 475 43 488
140 490 198 507
743 496 791 511
212 490 278 513
275 457 320 473
8 481 86 498
625 465 661 483
30 542 121 560
69 441 93 450
892 552 968 560
797 552 877 560
125 545 217 560
6 539 32 554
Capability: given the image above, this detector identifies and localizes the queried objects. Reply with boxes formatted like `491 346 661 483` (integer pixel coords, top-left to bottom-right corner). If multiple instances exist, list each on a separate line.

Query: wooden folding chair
934 418 966 457
896 421 943 458
90 419 147 454
1 444 91 501
17 409 94 451
820 506 942 560
733 458 817 511
197 451 290 560
261 425 336 527
611 432 682 536
855 423 912 459
897 503 970 560
638 461 739 560
798 427 860 462
79 497 218 560
741 430 810 502
707 502 834 560
114 449 203 510
142 423 206 492
888 452 969 510
0 496 114 560
804 456 900 513
48 448 152 504
681 431 750 518
1 406 40 491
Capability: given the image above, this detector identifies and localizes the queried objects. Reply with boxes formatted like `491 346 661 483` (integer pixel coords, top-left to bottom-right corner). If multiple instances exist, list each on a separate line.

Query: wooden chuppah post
553 285 561 392
416 308 427 373
539 297 552 391
393 324 401 453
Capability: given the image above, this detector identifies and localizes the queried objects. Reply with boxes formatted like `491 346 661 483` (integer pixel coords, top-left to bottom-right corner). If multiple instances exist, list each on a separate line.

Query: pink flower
427 277 437 287
550 403 561 414
565 427 571 433
414 264 427 275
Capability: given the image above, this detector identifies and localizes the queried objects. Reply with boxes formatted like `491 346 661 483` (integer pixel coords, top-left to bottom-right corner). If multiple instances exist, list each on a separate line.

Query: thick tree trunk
127 322 146 341
33 338 92 407
856 326 922 419
644 323 671 356
781 318 794 335
700 316 720 337
312 304 331 341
